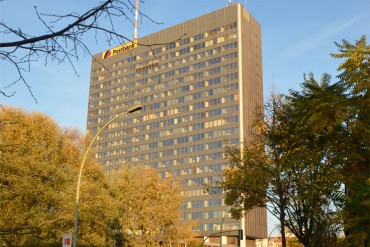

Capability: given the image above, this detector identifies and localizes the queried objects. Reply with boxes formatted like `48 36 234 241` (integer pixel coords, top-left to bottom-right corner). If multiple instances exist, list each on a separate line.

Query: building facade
87 3 267 245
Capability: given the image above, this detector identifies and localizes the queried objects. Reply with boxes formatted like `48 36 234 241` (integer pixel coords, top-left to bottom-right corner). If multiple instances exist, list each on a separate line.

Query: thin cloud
273 15 364 63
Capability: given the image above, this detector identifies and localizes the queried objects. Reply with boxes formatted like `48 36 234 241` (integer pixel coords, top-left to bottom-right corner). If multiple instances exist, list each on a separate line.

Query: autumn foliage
0 107 193 246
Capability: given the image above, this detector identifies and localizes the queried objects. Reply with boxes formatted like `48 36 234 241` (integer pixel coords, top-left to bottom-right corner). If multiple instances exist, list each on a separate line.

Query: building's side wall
239 4 263 143
237 4 267 240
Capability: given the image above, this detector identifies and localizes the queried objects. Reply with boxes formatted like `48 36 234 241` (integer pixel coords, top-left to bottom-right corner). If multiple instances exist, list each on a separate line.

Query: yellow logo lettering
102 42 137 59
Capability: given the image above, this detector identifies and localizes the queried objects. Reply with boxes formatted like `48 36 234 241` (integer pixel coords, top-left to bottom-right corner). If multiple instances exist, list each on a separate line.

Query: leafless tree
0 0 181 102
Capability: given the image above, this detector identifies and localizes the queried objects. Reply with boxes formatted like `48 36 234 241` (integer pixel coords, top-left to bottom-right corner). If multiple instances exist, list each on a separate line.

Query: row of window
153 51 236 77
159 60 237 80
94 115 239 147
96 138 239 161
182 176 226 187
194 222 240 232
183 211 226 220
89 75 238 117
126 127 238 149
138 39 236 79
88 91 239 128
158 21 236 52
181 199 223 209
90 40 238 87
156 156 226 172
93 110 238 147
104 152 226 171
97 38 220 80
179 188 207 198
139 43 237 81
161 35 236 62
90 44 234 103
89 59 238 102
123 98 234 126
89 82 238 118
104 155 227 177
132 126 238 149
88 83 239 128
90 77 238 121
145 88 238 111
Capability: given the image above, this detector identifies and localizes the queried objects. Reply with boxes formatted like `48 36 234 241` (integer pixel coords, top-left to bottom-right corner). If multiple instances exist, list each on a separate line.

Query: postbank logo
102 42 137 59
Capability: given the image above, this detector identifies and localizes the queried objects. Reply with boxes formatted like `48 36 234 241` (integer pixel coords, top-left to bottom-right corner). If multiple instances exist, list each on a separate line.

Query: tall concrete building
87 3 266 246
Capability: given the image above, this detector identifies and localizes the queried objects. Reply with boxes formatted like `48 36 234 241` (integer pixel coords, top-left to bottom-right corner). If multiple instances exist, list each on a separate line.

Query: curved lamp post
73 105 142 247
267 224 280 247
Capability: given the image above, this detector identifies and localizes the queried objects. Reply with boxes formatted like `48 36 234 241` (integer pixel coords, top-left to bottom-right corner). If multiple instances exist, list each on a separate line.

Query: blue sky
1 0 369 130
1 0 369 236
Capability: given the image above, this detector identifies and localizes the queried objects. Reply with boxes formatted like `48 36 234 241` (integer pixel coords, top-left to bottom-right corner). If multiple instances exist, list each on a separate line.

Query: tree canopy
331 35 370 246
223 89 344 247
108 166 194 246
0 107 112 246
0 107 194 246
222 35 369 247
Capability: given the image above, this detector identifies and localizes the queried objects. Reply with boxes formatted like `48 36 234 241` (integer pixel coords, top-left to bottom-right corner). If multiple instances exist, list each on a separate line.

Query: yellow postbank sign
102 42 137 59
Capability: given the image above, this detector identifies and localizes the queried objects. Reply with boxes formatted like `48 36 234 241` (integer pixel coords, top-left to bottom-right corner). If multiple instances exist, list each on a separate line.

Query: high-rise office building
87 3 266 246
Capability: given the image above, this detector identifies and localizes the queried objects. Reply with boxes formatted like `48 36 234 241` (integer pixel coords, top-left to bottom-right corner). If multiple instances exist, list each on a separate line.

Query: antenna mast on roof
134 0 139 41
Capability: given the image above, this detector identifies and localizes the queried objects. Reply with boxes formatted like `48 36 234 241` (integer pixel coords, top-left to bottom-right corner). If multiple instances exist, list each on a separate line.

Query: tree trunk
280 207 286 247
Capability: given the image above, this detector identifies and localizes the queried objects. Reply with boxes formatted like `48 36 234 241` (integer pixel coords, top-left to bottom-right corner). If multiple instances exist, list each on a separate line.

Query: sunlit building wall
87 3 267 243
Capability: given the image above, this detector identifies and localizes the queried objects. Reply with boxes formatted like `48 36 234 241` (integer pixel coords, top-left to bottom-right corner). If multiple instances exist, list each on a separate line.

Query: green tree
284 73 347 247
108 165 195 246
222 94 289 246
223 78 345 247
0 107 113 246
331 35 370 246
222 36 369 247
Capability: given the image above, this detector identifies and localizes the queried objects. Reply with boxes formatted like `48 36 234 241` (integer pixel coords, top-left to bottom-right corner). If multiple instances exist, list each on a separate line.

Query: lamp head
127 105 143 113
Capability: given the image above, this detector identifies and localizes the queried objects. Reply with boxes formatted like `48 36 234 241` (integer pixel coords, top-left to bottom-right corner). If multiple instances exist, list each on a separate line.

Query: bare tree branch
0 1 115 48
0 211 67 236
0 226 41 236
0 0 182 102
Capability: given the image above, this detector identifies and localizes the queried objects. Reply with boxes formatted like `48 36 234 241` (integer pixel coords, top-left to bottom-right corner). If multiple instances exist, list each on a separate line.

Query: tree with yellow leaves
108 166 194 246
0 107 195 246
0 107 114 246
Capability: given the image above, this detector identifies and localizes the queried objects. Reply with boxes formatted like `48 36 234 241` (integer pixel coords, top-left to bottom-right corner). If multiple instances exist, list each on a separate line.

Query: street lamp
267 224 280 247
73 105 142 247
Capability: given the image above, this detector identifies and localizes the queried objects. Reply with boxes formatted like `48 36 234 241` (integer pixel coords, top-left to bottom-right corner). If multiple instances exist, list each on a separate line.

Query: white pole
134 0 139 40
